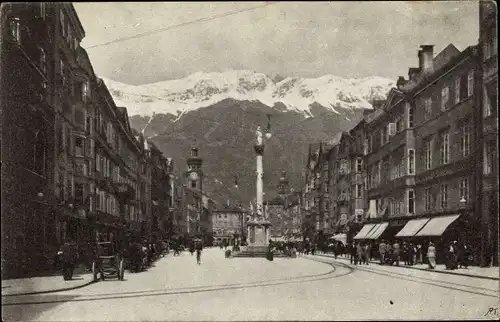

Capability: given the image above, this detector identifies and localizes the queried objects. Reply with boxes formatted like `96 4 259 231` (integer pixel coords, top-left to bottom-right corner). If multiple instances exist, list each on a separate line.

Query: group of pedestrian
346 241 371 265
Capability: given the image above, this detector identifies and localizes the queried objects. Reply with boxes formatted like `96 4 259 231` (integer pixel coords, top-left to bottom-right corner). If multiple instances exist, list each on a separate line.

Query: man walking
196 240 203 265
379 240 387 265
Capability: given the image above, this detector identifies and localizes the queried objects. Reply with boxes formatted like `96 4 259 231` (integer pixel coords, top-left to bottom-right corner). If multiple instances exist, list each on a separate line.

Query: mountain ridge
101 69 394 118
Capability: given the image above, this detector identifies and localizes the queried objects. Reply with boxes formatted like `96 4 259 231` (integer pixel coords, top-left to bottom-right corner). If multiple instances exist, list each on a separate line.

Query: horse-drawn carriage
92 242 125 281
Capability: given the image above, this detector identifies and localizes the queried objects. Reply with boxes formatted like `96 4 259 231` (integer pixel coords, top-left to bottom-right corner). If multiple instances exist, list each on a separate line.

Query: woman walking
427 242 436 269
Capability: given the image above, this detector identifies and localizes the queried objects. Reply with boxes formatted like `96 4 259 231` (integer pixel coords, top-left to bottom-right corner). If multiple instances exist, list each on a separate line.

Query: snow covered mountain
101 70 394 118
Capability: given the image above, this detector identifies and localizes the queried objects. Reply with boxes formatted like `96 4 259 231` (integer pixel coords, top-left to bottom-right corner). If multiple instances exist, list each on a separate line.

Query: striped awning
353 224 377 240
365 222 389 240
415 214 460 237
396 218 431 237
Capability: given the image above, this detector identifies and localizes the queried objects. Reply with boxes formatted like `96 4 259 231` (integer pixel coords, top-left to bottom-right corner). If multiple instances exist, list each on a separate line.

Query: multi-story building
266 171 302 240
362 88 414 240
1 2 58 277
302 143 321 241
354 44 483 264
212 207 246 246
479 1 498 266
147 139 171 242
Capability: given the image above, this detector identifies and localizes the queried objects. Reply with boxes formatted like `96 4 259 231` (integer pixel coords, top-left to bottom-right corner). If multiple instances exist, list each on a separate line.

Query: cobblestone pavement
2 249 498 321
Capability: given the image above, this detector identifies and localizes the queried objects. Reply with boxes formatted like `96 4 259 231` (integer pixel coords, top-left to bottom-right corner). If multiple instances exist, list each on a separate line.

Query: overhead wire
85 2 278 50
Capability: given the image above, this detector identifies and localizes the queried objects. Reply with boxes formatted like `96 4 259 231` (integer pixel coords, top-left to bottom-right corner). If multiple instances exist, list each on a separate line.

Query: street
2 248 498 321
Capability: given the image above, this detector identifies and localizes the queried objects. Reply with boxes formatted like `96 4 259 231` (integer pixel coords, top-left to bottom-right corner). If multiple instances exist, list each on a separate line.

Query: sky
74 1 479 85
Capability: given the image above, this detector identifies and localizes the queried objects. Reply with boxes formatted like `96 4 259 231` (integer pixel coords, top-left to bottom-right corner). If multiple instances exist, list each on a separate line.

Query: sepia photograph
1 1 498 321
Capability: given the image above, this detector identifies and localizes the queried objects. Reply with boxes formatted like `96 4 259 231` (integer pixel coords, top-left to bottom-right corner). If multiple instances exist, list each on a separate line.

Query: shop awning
415 214 460 237
395 218 431 237
353 224 377 240
366 222 389 239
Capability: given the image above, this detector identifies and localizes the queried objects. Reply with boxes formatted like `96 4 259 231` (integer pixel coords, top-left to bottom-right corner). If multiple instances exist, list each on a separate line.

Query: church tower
278 170 289 196
186 147 203 190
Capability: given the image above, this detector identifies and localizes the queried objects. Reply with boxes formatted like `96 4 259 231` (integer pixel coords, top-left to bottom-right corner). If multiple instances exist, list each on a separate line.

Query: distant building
212 207 246 245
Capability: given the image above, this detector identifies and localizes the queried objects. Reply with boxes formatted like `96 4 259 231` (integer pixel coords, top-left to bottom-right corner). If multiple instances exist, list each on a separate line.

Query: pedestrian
411 243 417 266
427 242 436 269
402 242 409 265
417 243 423 264
59 240 78 280
364 243 371 265
350 242 357 264
356 242 363 265
445 241 458 270
195 241 203 265
392 241 400 266
379 240 387 265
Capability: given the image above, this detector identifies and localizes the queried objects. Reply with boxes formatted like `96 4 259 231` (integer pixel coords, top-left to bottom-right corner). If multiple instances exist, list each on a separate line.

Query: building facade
1 3 186 277
1 2 58 277
212 207 246 245
479 0 498 266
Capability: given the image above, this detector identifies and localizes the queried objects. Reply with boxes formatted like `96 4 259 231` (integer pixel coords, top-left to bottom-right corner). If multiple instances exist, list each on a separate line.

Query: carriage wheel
119 259 125 280
92 261 98 282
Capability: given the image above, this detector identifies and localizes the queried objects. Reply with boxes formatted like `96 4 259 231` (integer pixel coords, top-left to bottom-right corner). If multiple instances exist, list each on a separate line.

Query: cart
92 242 125 281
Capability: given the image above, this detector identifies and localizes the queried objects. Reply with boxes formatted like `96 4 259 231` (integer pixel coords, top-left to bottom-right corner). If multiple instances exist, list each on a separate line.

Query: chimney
418 50 424 70
420 45 434 73
408 68 421 81
396 76 408 89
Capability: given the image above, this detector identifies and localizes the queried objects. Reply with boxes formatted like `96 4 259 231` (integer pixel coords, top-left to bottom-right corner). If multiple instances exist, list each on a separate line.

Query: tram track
2 259 354 306
307 255 498 299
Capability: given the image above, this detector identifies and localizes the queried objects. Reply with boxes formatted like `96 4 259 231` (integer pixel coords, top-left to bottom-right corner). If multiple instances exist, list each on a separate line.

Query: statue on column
256 126 263 146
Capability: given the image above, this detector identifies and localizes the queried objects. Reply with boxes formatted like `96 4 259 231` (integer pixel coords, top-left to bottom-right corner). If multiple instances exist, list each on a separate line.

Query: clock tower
186 147 203 190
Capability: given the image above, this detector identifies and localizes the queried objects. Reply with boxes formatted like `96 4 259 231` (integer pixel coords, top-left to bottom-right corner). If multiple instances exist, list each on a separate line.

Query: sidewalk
1 264 95 296
314 253 499 280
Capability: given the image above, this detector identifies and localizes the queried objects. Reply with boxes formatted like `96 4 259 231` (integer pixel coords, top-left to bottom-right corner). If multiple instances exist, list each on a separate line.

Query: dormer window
10 17 21 45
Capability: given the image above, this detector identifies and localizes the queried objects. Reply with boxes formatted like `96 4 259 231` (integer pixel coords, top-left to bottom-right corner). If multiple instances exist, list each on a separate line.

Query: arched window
33 130 46 175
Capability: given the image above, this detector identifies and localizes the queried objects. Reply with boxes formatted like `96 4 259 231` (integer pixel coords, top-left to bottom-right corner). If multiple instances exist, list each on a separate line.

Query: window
191 180 196 189
82 82 89 102
356 158 363 173
439 131 450 165
424 138 432 170
67 27 72 46
60 9 66 37
75 136 84 156
459 178 469 203
380 129 385 146
368 135 373 153
424 187 432 211
39 47 47 75
33 130 46 175
355 185 362 199
439 184 448 209
60 60 65 85
467 70 474 97
460 124 471 157
424 98 432 120
407 103 414 128
407 189 415 214
484 140 495 174
408 149 415 175
441 86 449 110
483 86 496 118
396 117 404 132
455 77 461 104
75 182 84 205
10 17 21 44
